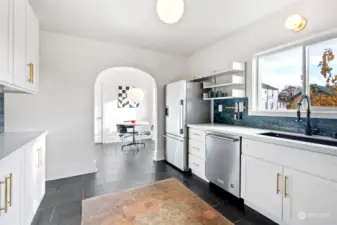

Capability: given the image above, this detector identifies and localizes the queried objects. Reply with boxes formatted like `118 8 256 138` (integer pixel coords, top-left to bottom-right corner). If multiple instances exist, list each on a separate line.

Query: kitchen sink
260 132 337 147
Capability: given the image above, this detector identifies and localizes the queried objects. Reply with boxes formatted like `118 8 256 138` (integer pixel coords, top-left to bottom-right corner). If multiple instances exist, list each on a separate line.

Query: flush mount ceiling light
285 15 307 32
127 88 144 102
156 0 184 24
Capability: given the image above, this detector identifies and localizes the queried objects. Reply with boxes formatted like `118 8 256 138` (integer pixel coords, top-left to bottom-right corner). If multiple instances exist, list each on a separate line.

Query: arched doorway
94 67 158 156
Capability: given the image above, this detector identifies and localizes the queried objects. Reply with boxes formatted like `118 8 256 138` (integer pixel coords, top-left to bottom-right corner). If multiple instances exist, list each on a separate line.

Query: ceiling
31 0 300 56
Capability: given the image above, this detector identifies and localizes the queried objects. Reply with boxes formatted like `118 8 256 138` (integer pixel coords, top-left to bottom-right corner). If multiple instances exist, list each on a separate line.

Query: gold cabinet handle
284 176 288 198
8 174 12 207
0 177 8 213
27 63 34 83
276 173 280 194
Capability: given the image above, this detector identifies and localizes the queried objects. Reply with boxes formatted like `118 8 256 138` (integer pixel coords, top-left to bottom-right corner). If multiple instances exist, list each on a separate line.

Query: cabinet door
35 136 46 206
241 155 283 221
283 168 337 225
13 0 28 90
0 0 14 84
23 141 37 225
0 151 23 225
23 136 46 225
24 5 39 92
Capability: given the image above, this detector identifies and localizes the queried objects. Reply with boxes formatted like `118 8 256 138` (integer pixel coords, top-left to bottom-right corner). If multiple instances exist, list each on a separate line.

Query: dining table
117 121 150 151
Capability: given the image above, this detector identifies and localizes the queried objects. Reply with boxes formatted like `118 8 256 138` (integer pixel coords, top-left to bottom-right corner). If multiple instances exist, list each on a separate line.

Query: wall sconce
285 15 307 32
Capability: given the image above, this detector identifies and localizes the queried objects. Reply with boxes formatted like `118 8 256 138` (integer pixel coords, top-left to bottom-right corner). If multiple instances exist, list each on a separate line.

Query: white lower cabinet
241 155 283 221
242 155 337 225
0 150 23 225
24 136 46 225
188 128 208 182
283 168 337 225
0 133 46 225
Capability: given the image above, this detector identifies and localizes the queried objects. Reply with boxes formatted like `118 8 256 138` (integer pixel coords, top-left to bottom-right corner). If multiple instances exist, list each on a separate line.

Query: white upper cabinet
0 0 39 93
24 4 39 92
13 0 28 90
0 0 14 84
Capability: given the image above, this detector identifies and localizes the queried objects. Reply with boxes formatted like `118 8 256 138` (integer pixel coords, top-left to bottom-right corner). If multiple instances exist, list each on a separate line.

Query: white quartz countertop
188 124 337 157
0 131 48 161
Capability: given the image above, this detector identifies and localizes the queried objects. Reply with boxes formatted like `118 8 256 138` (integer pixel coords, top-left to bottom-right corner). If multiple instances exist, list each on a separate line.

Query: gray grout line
49 206 56 223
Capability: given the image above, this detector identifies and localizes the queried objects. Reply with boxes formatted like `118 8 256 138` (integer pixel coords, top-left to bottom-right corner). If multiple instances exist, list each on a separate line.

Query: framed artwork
118 86 140 108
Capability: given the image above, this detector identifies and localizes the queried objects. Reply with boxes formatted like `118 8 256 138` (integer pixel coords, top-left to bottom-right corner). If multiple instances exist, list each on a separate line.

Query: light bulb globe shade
127 88 144 102
157 0 184 24
285 15 307 32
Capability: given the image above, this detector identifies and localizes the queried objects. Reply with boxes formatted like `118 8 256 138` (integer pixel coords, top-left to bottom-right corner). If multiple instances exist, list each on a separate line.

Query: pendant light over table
127 88 144 102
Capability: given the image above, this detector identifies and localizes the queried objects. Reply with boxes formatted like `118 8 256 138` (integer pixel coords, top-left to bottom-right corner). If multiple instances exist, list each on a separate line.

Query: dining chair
116 125 133 150
137 125 154 150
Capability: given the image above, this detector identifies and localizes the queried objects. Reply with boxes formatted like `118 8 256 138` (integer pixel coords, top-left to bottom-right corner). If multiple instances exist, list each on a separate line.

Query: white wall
188 0 337 94
95 67 156 143
5 31 189 181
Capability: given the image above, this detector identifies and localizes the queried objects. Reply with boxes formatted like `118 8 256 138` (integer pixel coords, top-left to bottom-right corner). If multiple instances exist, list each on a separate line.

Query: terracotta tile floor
32 141 278 225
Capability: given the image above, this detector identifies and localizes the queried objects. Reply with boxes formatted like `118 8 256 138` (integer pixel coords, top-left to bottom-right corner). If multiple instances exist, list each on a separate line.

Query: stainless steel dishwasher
205 132 241 198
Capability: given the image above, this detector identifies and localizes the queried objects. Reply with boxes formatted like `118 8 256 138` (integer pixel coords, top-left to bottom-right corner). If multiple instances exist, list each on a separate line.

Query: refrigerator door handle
180 100 184 134
165 107 169 117
163 134 184 142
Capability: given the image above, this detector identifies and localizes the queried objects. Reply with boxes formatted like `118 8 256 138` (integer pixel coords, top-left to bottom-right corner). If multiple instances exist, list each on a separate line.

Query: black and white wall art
118 86 140 108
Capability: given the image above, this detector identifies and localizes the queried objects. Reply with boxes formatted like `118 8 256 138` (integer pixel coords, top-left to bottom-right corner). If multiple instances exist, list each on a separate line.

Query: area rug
82 178 233 225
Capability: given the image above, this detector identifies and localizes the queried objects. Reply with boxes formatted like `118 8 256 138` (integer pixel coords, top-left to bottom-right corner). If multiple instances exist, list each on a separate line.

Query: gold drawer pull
276 173 280 194
284 176 288 198
0 178 8 213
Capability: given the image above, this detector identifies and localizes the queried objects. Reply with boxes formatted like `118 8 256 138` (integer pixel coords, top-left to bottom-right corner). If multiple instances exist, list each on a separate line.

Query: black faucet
297 95 319 136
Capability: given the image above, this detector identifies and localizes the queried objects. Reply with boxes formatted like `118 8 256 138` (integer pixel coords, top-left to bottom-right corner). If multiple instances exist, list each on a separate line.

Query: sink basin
260 132 337 147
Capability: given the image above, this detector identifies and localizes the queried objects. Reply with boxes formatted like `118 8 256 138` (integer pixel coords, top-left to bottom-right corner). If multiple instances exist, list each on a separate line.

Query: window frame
249 29 337 119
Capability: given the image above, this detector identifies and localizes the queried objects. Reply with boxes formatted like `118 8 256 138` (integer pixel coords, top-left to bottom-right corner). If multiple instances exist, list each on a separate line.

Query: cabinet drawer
189 128 206 142
189 139 205 159
189 154 206 178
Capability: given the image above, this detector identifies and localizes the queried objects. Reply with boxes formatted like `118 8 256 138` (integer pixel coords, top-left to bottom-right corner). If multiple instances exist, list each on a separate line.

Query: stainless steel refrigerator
164 80 210 171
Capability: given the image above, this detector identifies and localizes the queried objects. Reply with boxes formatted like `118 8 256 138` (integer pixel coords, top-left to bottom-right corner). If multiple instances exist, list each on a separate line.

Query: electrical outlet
218 104 223 112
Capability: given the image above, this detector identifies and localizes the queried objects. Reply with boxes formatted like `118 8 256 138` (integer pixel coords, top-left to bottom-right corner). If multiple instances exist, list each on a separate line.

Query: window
251 31 337 118
258 47 303 111
308 38 337 108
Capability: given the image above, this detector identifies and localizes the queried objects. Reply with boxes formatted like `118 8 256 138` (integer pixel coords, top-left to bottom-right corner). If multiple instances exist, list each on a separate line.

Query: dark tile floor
32 140 278 225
